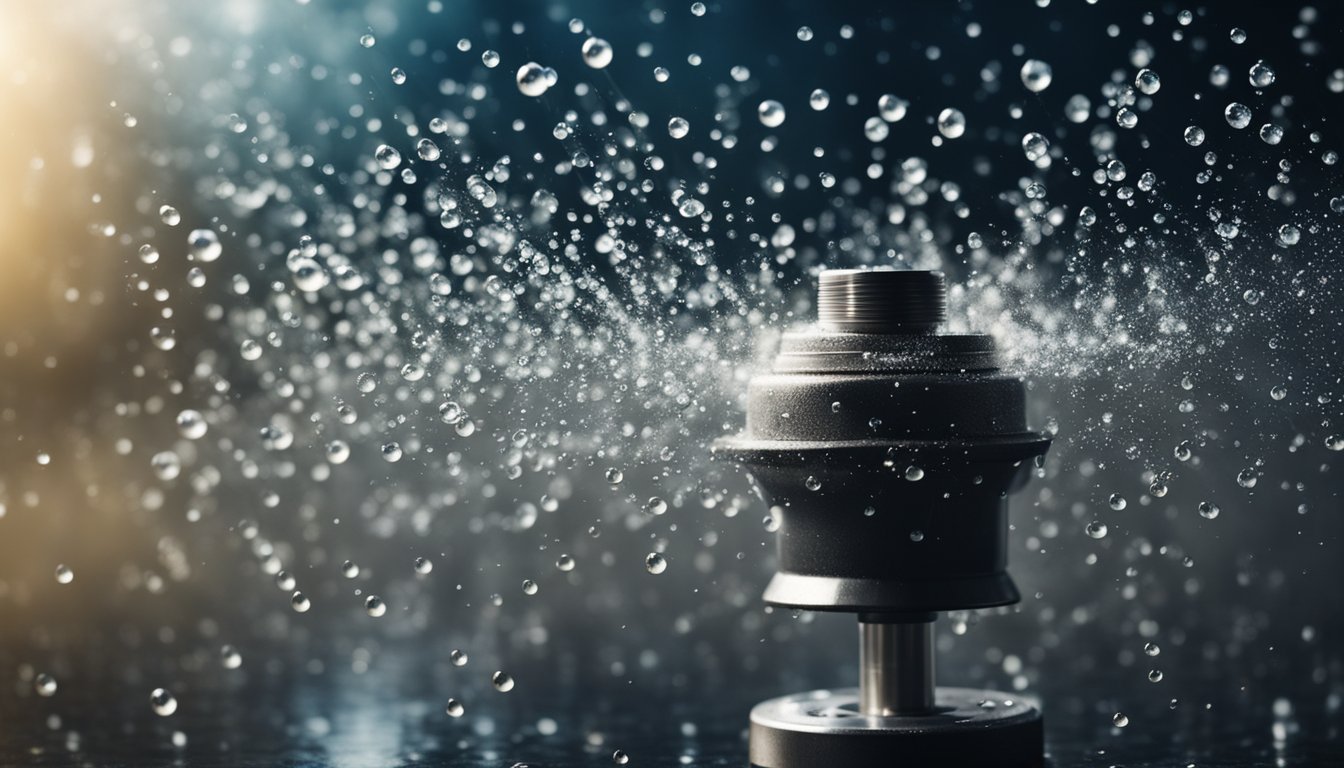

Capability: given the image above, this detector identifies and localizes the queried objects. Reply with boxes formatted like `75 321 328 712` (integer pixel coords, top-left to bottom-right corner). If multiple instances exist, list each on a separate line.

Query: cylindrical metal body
859 621 935 716
718 269 1051 768
714 270 1049 615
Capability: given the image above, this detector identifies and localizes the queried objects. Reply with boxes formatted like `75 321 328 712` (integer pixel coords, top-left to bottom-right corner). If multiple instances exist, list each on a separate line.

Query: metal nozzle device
714 269 1051 768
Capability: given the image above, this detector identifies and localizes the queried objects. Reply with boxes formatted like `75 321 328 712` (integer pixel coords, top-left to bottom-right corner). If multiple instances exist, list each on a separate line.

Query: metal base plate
749 686 1042 768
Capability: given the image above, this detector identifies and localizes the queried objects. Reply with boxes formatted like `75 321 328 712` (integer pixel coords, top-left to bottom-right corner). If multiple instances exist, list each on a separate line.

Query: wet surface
3 641 1339 767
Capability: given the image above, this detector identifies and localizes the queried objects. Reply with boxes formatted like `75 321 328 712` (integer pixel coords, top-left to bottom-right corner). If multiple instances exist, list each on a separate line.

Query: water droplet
522 579 538 595
804 475 822 491
467 175 497 207
677 197 704 217
445 699 465 717
605 467 624 485
904 465 925 482
1249 60 1275 88
1022 132 1050 162
758 100 786 128
176 409 207 440
937 108 966 139
1224 102 1252 129
1144 642 1161 656
909 530 924 543
864 117 889 142
1135 68 1161 95
1237 468 1258 488
481 50 500 68
1109 493 1127 511
582 38 613 69
390 67 406 85
414 556 433 575
326 440 350 465
1230 27 1248 44
644 553 667 574
492 671 515 692
438 401 463 424
690 2 706 16
35 673 57 697
1085 521 1108 539
1112 712 1129 727
381 442 403 462
55 564 74 584
878 94 908 122
556 554 576 572
365 595 387 617
220 644 242 669
151 688 178 716
516 62 554 97
1198 502 1220 520
291 591 311 613
151 451 181 481
1184 125 1205 146
809 89 830 111
159 205 181 226
645 497 668 515
1020 59 1053 92
187 228 222 262
359 33 375 48
374 144 402 170
450 649 469 666
613 750 630 765
1065 94 1091 122
667 117 690 139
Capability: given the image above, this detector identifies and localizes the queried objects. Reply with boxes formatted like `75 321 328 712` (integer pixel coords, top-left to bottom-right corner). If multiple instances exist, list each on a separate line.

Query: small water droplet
758 100 786 128
365 595 387 617
35 673 57 697
1020 59 1053 92
151 688 179 716
582 37 613 69
220 645 242 669
937 108 966 138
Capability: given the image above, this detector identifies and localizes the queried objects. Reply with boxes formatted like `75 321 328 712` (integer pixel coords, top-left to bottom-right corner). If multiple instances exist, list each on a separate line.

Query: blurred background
1 0 1342 765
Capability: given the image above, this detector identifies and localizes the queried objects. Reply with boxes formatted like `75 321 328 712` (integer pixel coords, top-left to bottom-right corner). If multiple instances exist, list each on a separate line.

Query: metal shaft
859 620 935 716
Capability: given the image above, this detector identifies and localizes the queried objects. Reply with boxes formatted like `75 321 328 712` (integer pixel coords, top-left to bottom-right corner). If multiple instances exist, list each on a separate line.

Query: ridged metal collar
818 269 947 334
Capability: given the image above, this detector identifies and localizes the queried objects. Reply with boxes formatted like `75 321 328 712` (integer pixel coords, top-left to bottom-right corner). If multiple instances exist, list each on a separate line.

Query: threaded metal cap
817 269 947 334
